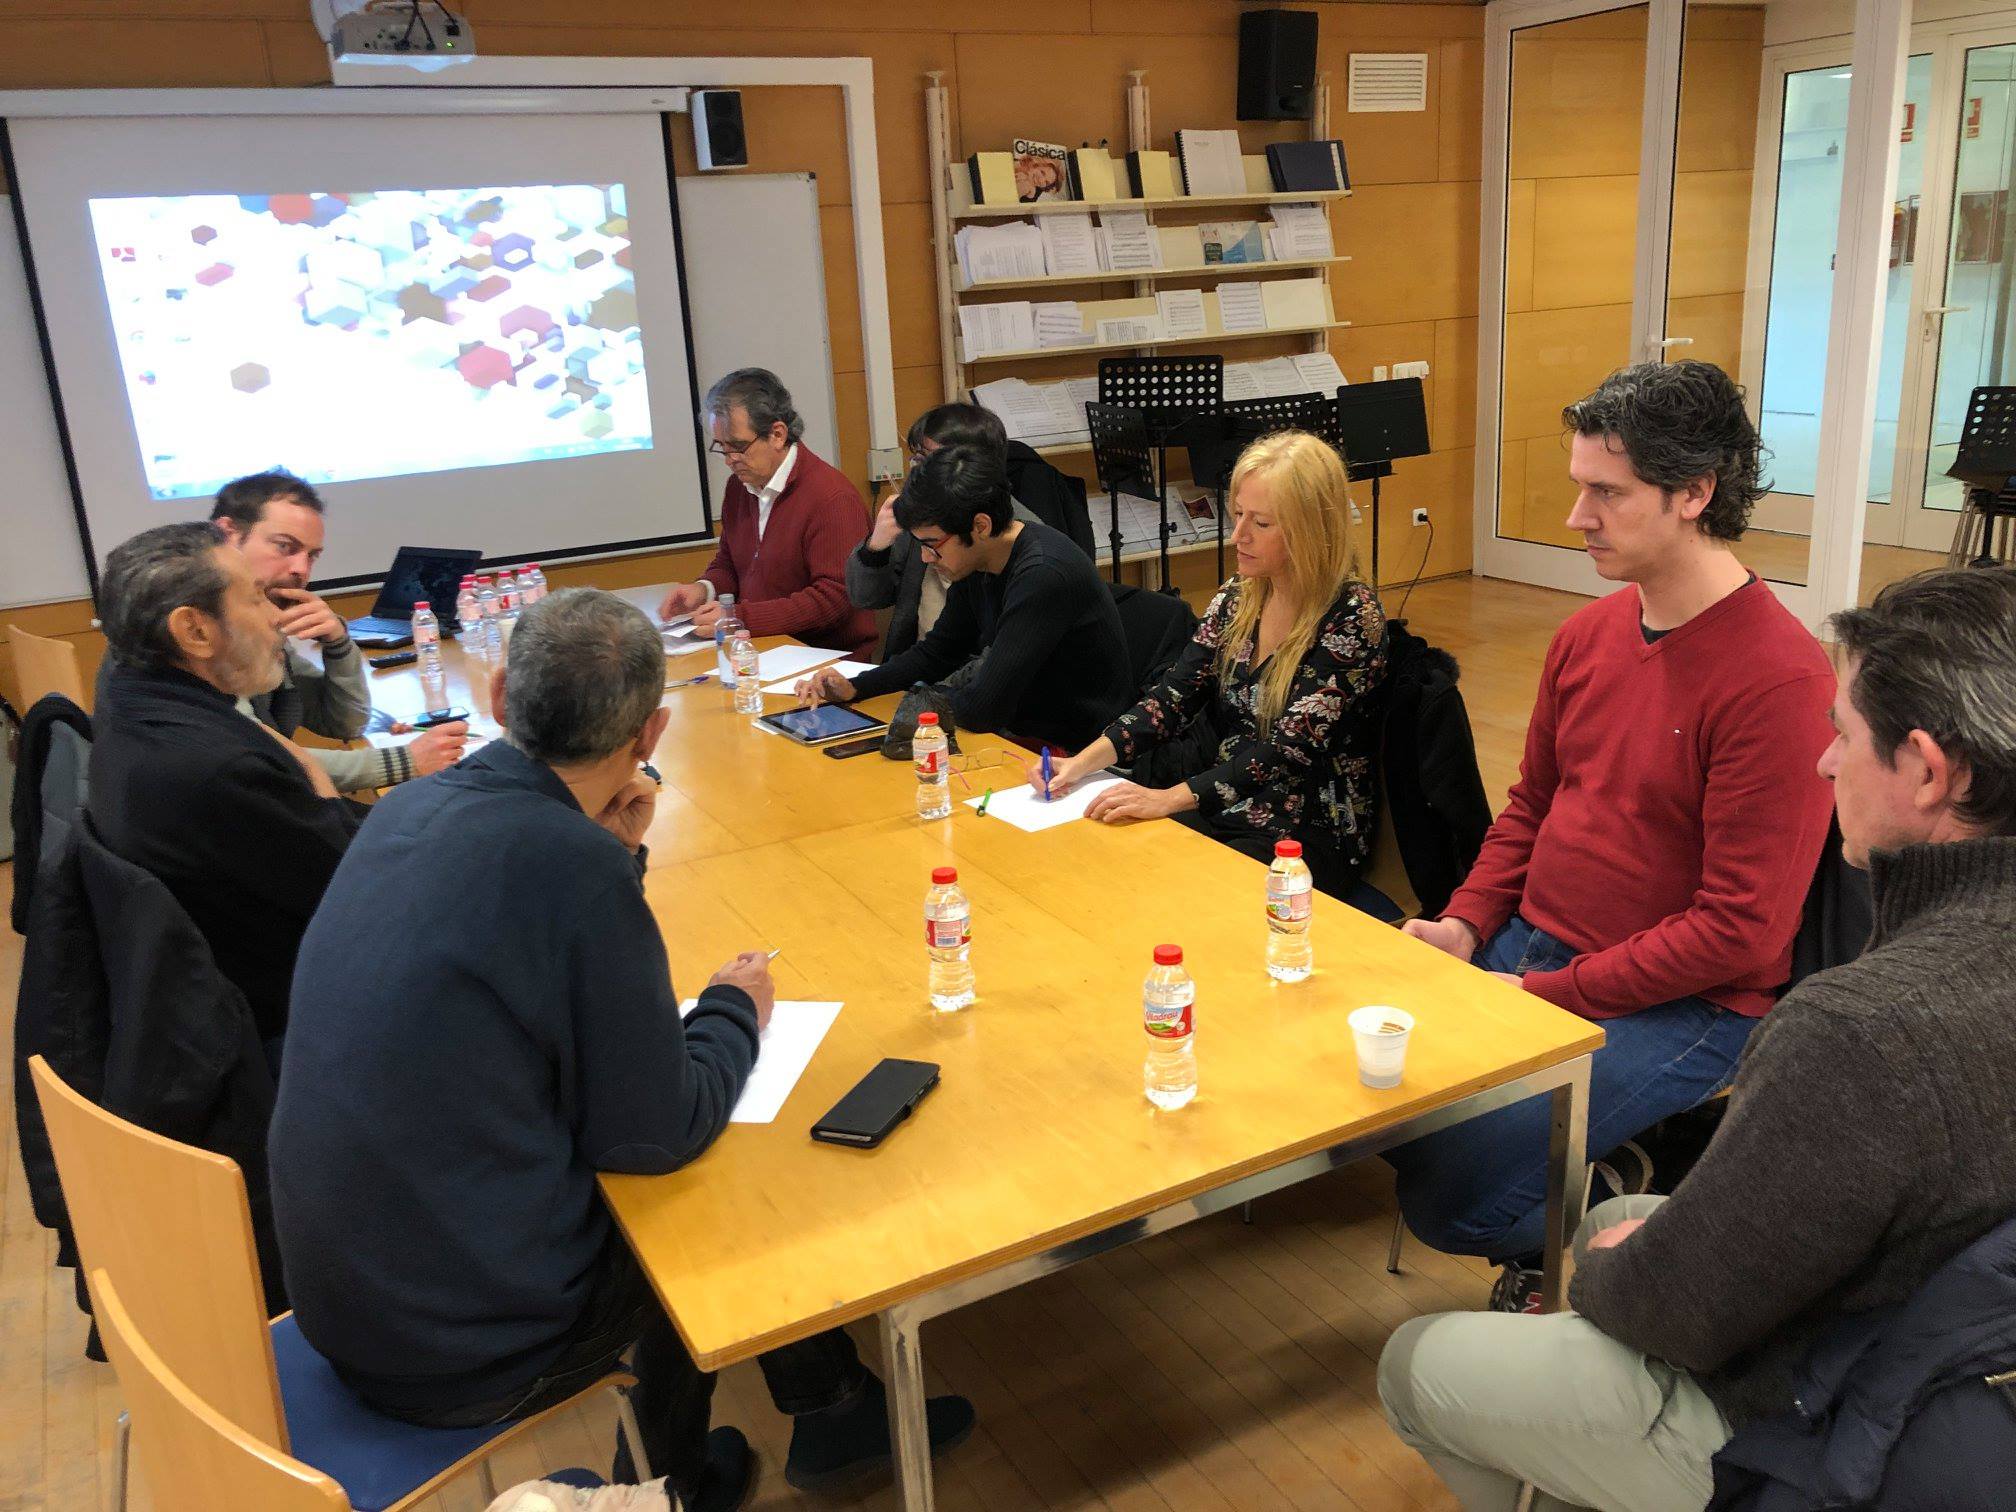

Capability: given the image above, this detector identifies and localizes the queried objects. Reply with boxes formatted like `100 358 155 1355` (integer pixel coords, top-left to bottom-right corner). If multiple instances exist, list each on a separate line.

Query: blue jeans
1385 914 1756 1265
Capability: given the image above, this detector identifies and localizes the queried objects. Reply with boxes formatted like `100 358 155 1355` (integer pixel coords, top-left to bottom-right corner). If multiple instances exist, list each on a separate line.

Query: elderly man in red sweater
1387 361 1836 1313
658 368 876 659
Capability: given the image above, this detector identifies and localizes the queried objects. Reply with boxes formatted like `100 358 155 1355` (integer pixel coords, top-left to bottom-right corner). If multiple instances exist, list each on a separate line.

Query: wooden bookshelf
950 185 1351 220
956 254 1351 295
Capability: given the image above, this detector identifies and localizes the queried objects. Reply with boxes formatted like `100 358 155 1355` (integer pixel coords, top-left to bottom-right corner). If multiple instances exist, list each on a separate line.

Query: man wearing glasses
656 368 876 659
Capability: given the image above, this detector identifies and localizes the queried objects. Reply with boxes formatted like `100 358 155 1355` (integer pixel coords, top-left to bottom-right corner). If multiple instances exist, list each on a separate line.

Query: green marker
977 787 994 816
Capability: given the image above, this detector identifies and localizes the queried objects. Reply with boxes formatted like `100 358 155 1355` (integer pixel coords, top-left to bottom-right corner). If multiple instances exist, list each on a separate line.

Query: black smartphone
822 734 884 760
369 651 418 670
413 705 471 728
810 1059 940 1148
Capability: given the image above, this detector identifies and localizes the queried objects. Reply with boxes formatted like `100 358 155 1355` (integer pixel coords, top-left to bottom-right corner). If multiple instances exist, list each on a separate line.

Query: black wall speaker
1237 9 1319 121
692 89 748 170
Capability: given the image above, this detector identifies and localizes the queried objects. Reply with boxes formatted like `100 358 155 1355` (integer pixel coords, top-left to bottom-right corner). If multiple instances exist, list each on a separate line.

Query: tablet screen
764 705 886 743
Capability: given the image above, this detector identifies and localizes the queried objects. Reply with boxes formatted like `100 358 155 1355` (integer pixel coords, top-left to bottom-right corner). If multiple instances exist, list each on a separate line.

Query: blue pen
1041 746 1053 802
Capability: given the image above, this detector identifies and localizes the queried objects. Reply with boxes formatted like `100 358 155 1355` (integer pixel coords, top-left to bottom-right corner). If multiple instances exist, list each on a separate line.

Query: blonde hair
1216 430 1361 730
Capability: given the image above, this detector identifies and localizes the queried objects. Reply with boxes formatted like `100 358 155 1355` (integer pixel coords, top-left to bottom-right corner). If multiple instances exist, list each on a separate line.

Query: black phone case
810 1059 940 1148
822 735 884 759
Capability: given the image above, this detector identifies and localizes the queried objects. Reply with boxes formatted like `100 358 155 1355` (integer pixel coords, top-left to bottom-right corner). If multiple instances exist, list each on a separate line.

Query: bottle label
1144 988 1195 1039
915 748 942 779
926 912 970 949
1266 878 1313 923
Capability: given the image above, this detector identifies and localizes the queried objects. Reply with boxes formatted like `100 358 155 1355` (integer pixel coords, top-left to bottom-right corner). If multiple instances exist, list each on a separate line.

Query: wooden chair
29 1055 648 1512
88 1267 353 1512
5 622 90 712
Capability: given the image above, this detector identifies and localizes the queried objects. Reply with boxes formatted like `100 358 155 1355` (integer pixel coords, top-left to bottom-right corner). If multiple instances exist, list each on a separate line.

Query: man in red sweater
657 368 876 659
1388 361 1836 1311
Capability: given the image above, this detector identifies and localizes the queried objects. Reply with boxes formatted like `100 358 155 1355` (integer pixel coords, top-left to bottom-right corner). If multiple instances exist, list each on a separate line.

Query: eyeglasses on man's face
707 434 763 460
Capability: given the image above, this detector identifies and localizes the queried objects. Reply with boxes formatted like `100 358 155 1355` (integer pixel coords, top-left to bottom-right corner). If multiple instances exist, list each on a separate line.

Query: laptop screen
368 547 482 623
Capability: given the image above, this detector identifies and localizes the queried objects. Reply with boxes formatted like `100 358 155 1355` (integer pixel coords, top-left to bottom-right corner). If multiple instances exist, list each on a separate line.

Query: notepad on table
967 777 1124 833
679 999 842 1123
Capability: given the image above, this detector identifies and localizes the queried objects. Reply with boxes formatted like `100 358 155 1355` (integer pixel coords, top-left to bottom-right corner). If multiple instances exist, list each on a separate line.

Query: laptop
344 546 484 647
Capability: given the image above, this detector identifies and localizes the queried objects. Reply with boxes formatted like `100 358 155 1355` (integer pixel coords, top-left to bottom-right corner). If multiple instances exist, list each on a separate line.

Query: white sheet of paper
1249 356 1309 397
1269 203 1335 260
758 659 876 696
1220 362 1264 401
1155 288 1208 339
751 644 845 683
970 776 1125 832
1034 301 1094 349
679 999 842 1124
1291 351 1348 394
1217 280 1268 333
1096 315 1162 345
958 300 1037 358
1099 210 1160 271
1038 212 1101 277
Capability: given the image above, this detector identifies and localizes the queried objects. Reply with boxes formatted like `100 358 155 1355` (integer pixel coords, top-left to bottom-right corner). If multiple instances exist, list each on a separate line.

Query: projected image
87 184 655 500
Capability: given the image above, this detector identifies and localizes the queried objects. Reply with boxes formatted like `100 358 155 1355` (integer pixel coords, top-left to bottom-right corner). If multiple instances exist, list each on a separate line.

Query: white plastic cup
1349 1006 1415 1089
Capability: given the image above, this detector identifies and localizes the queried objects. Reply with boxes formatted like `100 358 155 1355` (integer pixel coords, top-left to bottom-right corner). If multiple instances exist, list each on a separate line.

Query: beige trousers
1378 1195 1732 1512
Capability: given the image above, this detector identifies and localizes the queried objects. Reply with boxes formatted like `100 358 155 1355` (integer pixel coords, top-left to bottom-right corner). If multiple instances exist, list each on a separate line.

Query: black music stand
1099 356 1225 591
1333 378 1432 586
1946 385 2016 567
1184 392 1332 579
1086 402 1160 584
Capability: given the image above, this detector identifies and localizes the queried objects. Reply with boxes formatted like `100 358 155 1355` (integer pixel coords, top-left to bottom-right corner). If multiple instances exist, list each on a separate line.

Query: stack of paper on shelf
970 377 1094 448
1156 224 1207 270
1098 210 1161 271
1155 289 1208 339
1290 351 1347 393
1037 212 1101 277
957 300 1038 358
954 221 1047 286
1267 203 1336 261
1033 301 1094 349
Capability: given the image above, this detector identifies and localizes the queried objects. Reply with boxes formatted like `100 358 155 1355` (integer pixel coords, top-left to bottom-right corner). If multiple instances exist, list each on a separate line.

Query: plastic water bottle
522 563 547 605
455 576 480 642
714 594 745 687
495 572 521 624
412 601 449 713
1143 944 1197 1109
730 631 762 716
925 865 975 1011
1266 838 1315 982
474 575 502 659
912 711 950 820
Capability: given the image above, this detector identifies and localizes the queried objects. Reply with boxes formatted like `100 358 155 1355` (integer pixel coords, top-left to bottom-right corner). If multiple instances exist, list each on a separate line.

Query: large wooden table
364 611 1602 1512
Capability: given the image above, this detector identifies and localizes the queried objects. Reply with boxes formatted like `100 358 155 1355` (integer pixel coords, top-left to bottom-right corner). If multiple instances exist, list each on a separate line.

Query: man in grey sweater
1378 565 2016 1512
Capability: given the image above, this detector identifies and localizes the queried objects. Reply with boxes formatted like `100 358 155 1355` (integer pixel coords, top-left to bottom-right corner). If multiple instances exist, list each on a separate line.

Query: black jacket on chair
1377 620 1492 919
88 664 359 1040
9 693 92 935
1005 440 1097 560
14 813 284 1332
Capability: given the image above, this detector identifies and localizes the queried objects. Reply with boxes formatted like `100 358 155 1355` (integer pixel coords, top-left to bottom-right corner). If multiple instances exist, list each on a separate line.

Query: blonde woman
1029 430 1388 894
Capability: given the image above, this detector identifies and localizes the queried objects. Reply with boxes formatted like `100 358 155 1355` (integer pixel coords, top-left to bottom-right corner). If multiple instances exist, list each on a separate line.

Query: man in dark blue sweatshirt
271 589 970 1510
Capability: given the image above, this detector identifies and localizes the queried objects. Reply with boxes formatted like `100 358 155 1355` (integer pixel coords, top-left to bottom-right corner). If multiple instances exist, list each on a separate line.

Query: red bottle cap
1154 944 1183 966
931 866 957 884
413 600 429 610
1275 839 1303 858
917 711 939 726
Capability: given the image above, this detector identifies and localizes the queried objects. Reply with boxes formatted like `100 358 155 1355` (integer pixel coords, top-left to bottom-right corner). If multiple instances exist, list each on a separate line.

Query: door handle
1925 305 1971 315
1651 336 1695 354
1925 305 1971 340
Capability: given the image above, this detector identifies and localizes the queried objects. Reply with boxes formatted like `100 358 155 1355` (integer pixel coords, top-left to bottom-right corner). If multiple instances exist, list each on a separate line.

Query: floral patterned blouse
1104 576 1388 870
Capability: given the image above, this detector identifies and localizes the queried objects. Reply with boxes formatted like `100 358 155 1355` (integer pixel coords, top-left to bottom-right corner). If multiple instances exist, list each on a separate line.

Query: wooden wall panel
1502 303 1634 441
1527 174 1638 312
1332 181 1480 326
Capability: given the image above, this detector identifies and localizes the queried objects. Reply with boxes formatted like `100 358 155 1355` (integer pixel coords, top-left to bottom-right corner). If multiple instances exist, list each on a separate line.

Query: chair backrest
90 1269 350 1512
28 1056 289 1448
7 624 90 712
1109 583 1199 693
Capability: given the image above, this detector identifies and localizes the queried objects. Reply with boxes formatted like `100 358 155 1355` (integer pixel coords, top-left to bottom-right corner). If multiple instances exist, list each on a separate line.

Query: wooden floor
1 573 1592 1512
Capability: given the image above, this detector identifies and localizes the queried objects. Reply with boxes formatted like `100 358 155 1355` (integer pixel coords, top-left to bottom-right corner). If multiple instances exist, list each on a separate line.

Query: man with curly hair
1386 361 1837 1312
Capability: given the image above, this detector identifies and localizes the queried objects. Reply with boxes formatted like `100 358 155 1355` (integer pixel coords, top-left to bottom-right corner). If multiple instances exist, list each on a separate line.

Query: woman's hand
1022 737 1117 802
1084 781 1196 824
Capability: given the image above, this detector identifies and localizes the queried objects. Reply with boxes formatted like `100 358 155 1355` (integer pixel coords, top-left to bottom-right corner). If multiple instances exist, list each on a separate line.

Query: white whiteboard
0 169 837 608
0 199 92 608
676 172 838 509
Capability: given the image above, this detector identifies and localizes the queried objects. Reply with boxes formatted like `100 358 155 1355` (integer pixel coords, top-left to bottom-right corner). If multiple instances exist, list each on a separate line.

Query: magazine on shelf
1011 139 1073 202
1197 220 1268 264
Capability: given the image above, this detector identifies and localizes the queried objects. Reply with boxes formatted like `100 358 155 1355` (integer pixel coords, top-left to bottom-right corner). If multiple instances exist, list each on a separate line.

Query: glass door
1918 35 2016 548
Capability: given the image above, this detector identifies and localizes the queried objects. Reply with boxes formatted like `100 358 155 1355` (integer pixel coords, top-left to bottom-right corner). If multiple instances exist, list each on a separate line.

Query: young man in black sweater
800 442 1131 753
1378 567 2016 1511
271 590 971 1509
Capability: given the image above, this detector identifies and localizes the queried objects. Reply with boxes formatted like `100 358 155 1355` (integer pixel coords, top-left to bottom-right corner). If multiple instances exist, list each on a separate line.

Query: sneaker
1487 1262 1545 1314
1593 1138 1654 1200
784 1374 977 1493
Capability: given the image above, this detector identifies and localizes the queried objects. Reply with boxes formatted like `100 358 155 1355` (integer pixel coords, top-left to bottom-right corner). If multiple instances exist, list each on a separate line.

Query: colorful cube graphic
456 344 515 389
195 263 234 287
230 362 269 393
492 232 534 271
